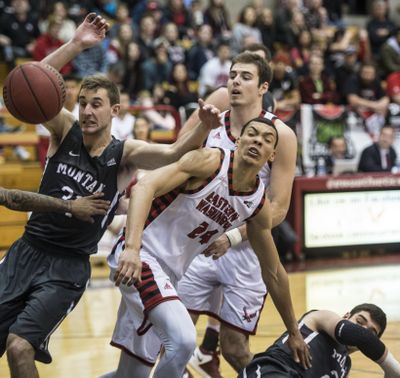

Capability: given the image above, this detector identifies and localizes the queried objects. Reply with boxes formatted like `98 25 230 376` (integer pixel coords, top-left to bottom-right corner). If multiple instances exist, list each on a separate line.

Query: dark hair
79 74 120 105
244 43 272 63
240 117 279 148
349 303 387 337
327 135 346 148
63 74 81 83
231 52 273 84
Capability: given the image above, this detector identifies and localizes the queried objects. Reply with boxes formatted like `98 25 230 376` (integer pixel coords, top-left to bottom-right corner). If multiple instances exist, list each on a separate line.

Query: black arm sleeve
334 320 385 361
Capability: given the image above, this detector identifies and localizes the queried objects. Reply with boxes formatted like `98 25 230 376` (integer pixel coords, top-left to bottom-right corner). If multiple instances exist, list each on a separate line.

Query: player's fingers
86 13 97 23
198 98 205 108
292 349 300 363
114 265 126 286
91 192 105 198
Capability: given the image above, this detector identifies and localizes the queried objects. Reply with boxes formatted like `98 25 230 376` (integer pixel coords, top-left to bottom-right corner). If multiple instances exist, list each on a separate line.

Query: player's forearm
124 183 153 253
41 39 84 71
169 122 209 160
379 350 400 377
0 188 71 213
267 264 299 335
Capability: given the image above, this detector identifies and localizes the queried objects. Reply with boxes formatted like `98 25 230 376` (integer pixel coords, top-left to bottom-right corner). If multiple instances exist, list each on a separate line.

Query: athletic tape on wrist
225 228 242 247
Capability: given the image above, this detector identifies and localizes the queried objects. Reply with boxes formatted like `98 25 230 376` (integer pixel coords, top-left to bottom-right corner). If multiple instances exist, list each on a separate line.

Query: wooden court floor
1 265 399 377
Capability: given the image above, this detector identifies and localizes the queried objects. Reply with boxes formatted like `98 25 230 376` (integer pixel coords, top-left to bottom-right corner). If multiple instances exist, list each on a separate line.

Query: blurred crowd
1 0 400 173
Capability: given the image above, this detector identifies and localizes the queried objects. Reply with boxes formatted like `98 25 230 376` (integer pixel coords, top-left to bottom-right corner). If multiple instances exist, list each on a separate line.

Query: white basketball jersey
140 148 265 280
206 110 278 187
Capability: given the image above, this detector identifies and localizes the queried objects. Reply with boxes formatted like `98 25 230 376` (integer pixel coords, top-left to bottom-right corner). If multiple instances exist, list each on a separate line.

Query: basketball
3 62 66 124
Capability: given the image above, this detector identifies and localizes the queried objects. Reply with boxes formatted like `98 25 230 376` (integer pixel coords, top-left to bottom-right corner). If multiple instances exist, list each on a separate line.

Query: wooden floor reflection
1 264 399 377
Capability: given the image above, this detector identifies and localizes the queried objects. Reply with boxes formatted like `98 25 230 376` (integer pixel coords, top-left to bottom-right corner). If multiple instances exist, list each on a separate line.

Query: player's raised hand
73 13 110 50
198 98 221 130
114 248 143 287
70 192 110 223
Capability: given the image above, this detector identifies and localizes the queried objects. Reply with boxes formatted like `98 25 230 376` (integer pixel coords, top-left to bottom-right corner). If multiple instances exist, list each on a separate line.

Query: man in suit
358 125 397 172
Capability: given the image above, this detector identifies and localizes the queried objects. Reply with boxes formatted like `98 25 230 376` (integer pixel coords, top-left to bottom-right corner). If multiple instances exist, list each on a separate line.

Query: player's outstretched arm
247 197 311 370
42 13 109 72
308 310 400 377
41 13 109 140
114 148 219 287
267 120 297 226
0 188 109 222
121 99 221 171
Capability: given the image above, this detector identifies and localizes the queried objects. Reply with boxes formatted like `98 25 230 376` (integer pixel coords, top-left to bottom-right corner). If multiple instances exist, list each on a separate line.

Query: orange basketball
3 62 66 124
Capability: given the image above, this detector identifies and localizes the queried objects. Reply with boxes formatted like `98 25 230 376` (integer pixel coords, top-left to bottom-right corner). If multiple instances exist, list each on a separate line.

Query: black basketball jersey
263 91 275 113
23 122 125 256
240 311 351 378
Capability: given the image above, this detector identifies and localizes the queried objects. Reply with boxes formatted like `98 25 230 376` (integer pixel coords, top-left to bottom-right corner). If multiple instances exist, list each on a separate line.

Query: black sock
200 327 219 352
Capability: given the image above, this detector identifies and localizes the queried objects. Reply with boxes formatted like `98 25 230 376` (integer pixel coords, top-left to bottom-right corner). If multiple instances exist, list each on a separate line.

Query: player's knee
176 325 196 360
221 336 251 369
6 334 34 363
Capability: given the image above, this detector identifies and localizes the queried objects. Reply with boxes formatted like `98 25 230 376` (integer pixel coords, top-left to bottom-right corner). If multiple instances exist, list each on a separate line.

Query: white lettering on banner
326 176 400 190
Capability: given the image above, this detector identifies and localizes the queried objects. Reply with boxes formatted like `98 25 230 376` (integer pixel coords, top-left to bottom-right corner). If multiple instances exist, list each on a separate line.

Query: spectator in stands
0 0 40 68
326 26 358 75
137 13 158 61
40 1 76 43
198 39 231 97
270 51 301 113
137 87 176 131
157 22 186 64
358 125 397 172
366 0 396 60
203 0 231 39
163 0 192 38
33 15 73 75
344 62 389 123
319 135 349 175
122 41 144 100
141 39 172 91
111 92 135 140
386 71 400 104
256 7 276 55
165 62 198 110
72 42 108 78
133 115 153 141
189 0 204 29
323 0 345 27
379 27 400 78
274 0 303 47
290 29 314 77
299 52 339 104
106 23 135 65
107 2 131 39
230 5 262 55
186 24 215 80
303 0 330 42
334 45 361 104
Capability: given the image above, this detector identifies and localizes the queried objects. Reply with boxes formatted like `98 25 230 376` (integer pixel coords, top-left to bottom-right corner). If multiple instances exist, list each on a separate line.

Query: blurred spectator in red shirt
33 15 72 75
299 52 339 104
386 71 400 104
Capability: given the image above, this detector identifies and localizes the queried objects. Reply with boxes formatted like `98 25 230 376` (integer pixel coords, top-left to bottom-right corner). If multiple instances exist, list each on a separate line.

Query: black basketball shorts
0 238 90 363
